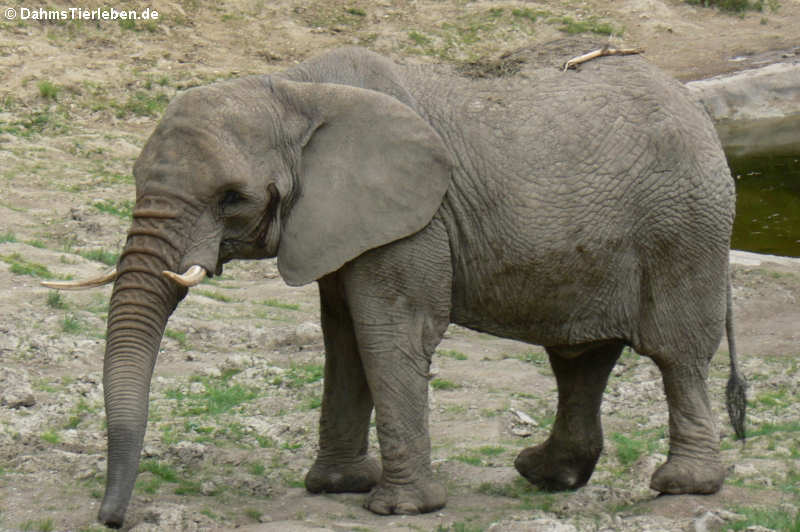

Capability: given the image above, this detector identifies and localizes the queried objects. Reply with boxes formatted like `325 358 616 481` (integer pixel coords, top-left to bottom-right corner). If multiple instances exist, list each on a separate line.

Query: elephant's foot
305 456 381 494
650 454 725 495
514 439 600 491
364 478 446 515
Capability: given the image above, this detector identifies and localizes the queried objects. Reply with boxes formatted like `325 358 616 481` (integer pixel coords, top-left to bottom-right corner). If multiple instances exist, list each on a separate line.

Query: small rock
511 426 533 437
202 367 222 378
170 441 205 465
693 511 724 532
510 409 536 426
293 321 322 346
201 480 216 495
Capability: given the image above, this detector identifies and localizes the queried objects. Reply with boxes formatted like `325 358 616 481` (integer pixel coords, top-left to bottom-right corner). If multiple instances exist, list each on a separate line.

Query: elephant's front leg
343 219 452 515
305 275 381 494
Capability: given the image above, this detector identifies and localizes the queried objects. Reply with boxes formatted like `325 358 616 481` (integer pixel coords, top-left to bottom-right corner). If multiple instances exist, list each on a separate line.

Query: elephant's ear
273 79 452 286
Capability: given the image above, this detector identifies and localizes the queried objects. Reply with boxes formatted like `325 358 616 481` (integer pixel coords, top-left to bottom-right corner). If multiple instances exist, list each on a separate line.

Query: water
718 116 800 258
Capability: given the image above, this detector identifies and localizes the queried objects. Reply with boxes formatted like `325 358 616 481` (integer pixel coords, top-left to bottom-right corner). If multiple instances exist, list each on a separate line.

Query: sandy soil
1 1 799 531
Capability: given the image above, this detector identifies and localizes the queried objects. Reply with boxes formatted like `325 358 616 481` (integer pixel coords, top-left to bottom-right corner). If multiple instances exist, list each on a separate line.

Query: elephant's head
45 76 451 527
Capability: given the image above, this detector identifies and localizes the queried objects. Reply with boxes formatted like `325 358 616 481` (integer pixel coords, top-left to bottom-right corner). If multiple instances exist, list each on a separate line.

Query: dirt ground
1 1 799 531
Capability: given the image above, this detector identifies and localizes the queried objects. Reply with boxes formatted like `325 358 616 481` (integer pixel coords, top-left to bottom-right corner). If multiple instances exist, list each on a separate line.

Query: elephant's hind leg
647 359 725 494
305 274 381 494
515 340 623 490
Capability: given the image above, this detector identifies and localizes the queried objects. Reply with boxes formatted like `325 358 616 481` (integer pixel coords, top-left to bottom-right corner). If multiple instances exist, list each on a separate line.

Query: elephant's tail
725 273 747 440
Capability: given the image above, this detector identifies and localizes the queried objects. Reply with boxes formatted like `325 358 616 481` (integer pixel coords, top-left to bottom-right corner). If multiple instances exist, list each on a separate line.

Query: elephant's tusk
163 265 207 287
40 268 118 290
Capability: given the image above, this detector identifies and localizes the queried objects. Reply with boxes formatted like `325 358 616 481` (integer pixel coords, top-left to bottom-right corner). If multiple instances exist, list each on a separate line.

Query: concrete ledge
687 62 800 122
730 249 800 267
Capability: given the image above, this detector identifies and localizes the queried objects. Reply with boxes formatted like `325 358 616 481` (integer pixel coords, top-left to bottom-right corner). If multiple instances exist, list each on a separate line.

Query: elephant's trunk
98 221 185 528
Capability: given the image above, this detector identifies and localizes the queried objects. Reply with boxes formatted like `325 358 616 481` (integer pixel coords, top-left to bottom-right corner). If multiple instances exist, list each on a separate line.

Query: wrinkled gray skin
97 40 742 527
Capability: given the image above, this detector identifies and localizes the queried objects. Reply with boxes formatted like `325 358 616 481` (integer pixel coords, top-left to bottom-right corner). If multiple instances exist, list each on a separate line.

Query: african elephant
45 39 746 528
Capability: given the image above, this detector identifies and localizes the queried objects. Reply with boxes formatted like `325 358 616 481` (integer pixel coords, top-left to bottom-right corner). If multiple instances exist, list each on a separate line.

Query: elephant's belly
448 251 636 347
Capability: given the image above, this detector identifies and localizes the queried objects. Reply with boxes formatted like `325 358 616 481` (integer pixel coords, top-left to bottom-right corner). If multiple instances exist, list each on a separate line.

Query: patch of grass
405 7 540 62
244 508 263 522
61 313 86 334
554 16 620 35
168 371 258 416
477 477 555 510
408 31 431 46
92 199 134 219
64 398 93 429
1 253 68 280
478 445 506 456
26 239 46 248
729 506 800 530
504 350 548 366
113 91 169 118
259 298 300 311
249 462 266 476
139 459 179 482
165 328 189 349
610 433 646 466
0 108 69 138
194 289 237 303
437 349 468 360
305 395 322 410
296 4 370 30
46 291 67 309
37 80 60 100
78 248 119 266
436 522 484 532
453 454 482 466
279 363 324 389
40 430 61 444
0 232 17 243
19 519 54 532
431 378 460 390
747 420 800 437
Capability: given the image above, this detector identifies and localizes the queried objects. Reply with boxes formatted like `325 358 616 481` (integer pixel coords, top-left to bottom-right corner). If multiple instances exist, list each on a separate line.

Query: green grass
610 433 646 466
477 477 555 510
244 508 263 522
0 108 69 138
1 253 69 280
78 248 119 266
92 199 134 219
19 519 55 532
40 430 60 444
555 16 620 35
437 349 468 360
729 506 800 531
277 363 324 389
26 239 46 249
139 459 179 483
0 232 17 243
37 80 59 100
61 313 85 334
747 420 800 437
431 378 460 390
114 91 169 118
249 462 266 476
167 371 258 416
194 289 237 303
453 445 506 467
165 328 189 349
46 291 67 309
259 299 300 311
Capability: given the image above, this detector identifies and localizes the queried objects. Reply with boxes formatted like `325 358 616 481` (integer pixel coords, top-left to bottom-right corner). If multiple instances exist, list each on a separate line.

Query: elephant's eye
220 189 244 209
